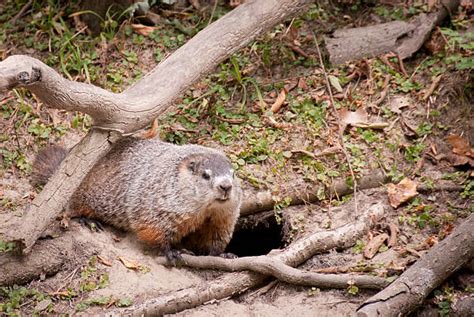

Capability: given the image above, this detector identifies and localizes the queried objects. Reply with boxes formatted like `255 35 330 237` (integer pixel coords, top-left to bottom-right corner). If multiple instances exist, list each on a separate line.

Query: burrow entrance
226 211 285 257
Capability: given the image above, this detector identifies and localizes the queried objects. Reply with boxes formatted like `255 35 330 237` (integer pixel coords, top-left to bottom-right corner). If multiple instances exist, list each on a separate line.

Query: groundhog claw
219 252 238 259
164 249 184 266
78 216 104 232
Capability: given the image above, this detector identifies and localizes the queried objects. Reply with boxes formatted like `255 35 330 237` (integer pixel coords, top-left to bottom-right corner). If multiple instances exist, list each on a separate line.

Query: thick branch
357 213 474 317
117 201 388 315
240 170 389 216
0 130 119 253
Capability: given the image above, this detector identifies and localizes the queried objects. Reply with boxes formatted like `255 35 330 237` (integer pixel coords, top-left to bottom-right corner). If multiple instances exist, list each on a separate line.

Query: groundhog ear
187 160 198 173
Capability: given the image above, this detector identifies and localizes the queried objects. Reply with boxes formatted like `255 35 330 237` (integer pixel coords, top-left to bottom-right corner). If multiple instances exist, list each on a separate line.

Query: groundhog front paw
179 248 195 256
164 249 184 266
78 216 104 232
219 252 238 259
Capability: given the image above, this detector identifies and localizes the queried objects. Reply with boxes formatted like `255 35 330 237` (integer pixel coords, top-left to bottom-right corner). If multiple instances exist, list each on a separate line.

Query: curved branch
0 0 312 133
159 254 389 290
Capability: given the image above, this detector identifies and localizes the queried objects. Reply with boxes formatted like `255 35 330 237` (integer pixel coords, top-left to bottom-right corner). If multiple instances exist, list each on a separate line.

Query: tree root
0 232 94 286
115 201 388 315
158 254 389 290
356 213 474 317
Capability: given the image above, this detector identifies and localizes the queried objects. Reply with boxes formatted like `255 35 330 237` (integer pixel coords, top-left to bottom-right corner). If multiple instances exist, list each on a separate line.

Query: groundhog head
181 153 240 205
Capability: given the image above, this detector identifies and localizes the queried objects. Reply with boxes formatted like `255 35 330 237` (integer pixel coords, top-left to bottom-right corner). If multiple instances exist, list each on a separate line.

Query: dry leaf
131 24 156 36
387 178 418 208
387 222 399 247
229 0 245 8
270 89 287 113
284 78 298 92
118 256 140 270
97 255 112 267
339 107 369 127
363 233 389 259
446 135 474 167
389 96 411 114
447 135 474 157
298 77 309 90
424 236 438 248
328 75 343 93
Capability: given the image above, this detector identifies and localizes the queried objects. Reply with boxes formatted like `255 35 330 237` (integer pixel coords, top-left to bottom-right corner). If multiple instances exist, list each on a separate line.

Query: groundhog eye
202 171 211 180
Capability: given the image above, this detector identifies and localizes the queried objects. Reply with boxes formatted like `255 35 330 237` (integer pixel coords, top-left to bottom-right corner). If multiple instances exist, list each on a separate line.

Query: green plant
0 286 49 315
405 143 425 163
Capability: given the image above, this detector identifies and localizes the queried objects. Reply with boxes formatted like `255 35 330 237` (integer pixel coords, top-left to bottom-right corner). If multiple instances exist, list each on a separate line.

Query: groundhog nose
219 182 232 194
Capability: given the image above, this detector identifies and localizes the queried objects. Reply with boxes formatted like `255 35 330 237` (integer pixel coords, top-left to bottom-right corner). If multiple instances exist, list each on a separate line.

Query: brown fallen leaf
298 77 309 90
387 178 418 208
118 256 140 270
339 107 368 126
387 222 399 247
447 135 474 158
363 233 389 259
446 135 474 167
141 118 159 139
270 89 287 113
389 95 411 114
131 24 156 36
424 235 438 248
283 78 299 92
97 255 112 267
229 0 245 8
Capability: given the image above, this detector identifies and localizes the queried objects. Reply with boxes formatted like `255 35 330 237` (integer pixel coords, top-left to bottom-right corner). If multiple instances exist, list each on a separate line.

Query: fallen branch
357 213 474 317
325 0 460 65
157 254 389 290
0 0 313 254
240 170 389 216
115 201 388 315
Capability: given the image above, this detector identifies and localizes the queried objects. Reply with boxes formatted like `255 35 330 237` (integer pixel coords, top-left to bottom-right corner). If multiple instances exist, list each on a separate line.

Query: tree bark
0 0 313 254
356 213 474 317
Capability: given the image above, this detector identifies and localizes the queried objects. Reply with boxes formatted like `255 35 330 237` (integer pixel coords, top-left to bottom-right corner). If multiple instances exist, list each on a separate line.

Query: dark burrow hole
226 211 285 257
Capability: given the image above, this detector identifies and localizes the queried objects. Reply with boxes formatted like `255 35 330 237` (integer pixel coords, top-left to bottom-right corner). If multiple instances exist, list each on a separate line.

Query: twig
423 75 442 101
372 75 391 107
10 0 33 24
396 52 408 76
311 30 358 213
208 0 219 26
240 170 389 216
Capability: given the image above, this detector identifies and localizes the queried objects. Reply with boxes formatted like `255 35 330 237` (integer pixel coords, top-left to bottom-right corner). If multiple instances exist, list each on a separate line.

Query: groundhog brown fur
32 138 242 263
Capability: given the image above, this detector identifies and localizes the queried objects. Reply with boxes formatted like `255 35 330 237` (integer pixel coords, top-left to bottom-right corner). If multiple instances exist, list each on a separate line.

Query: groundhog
31 138 242 264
